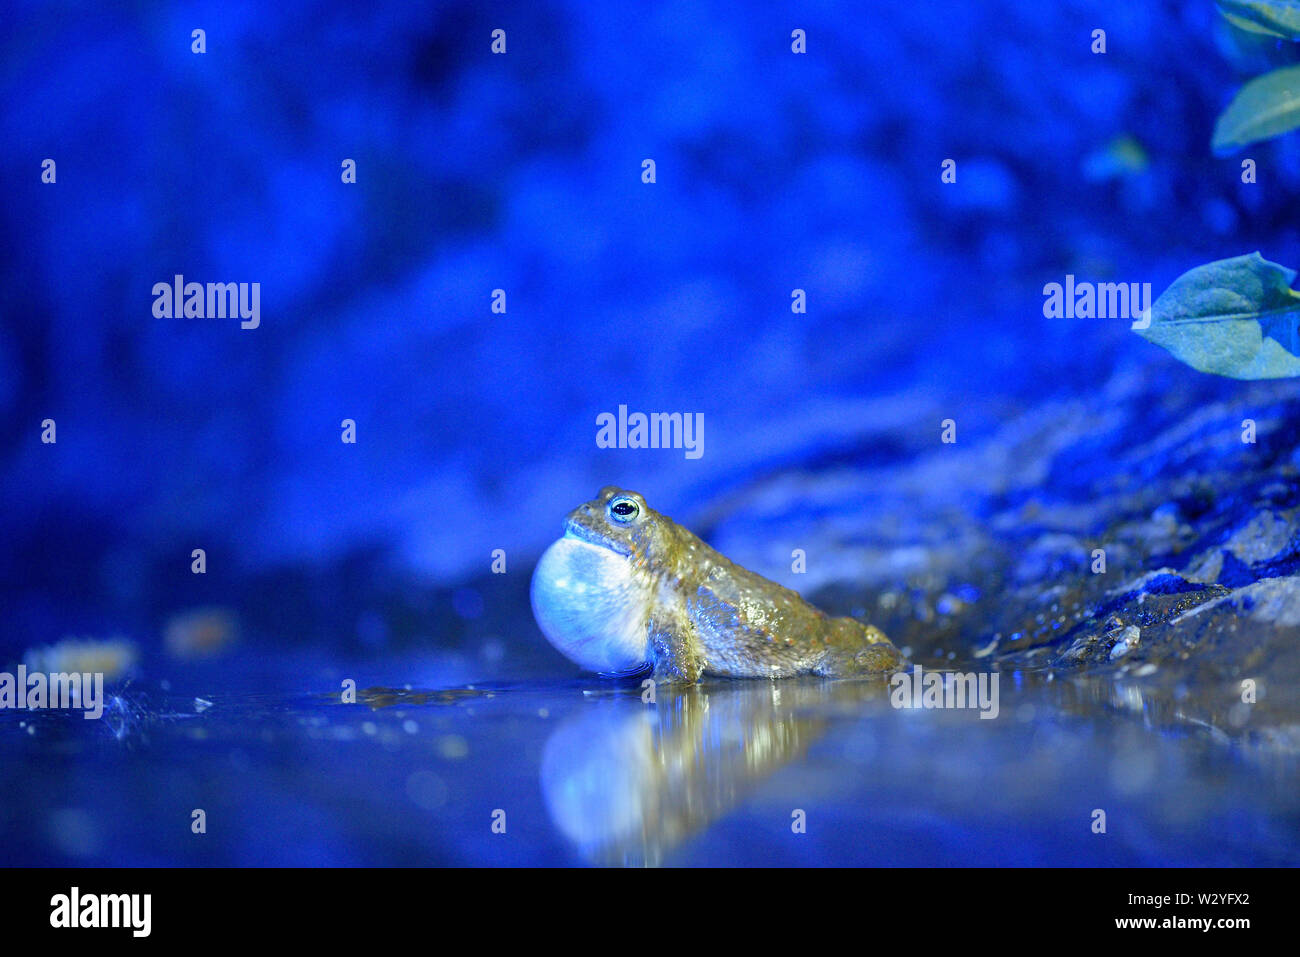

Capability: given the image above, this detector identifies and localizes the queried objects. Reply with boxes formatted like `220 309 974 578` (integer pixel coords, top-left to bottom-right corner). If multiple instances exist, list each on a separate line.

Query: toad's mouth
563 515 633 556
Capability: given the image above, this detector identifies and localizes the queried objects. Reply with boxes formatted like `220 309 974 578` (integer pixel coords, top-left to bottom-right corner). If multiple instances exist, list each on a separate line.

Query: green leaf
1134 252 1300 379
1217 0 1300 39
1212 64 1300 154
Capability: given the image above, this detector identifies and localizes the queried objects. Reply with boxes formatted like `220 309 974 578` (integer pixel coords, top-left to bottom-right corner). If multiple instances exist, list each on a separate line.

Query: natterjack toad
531 487 904 682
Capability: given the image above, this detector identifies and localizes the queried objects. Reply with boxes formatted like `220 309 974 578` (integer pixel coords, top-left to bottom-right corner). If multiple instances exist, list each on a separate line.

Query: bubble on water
406 770 448 810
437 735 469 759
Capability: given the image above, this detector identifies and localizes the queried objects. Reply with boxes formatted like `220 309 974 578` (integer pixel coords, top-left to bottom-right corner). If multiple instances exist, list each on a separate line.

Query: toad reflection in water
539 678 891 866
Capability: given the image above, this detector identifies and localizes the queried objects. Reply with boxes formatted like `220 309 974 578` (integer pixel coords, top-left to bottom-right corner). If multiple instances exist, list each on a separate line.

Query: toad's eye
608 497 639 523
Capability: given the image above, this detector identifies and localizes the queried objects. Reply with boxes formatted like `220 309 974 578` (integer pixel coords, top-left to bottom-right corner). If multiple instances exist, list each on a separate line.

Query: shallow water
5 656 1296 866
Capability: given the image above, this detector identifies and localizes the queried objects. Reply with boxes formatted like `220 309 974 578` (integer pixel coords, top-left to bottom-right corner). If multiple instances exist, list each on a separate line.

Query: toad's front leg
646 612 705 684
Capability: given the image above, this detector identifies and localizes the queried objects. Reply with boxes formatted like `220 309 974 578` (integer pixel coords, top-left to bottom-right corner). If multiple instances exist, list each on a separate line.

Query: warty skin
531 487 905 682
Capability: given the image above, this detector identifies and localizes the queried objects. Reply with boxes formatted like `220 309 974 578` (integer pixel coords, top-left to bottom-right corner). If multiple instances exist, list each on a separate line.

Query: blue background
3 1 1299 866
